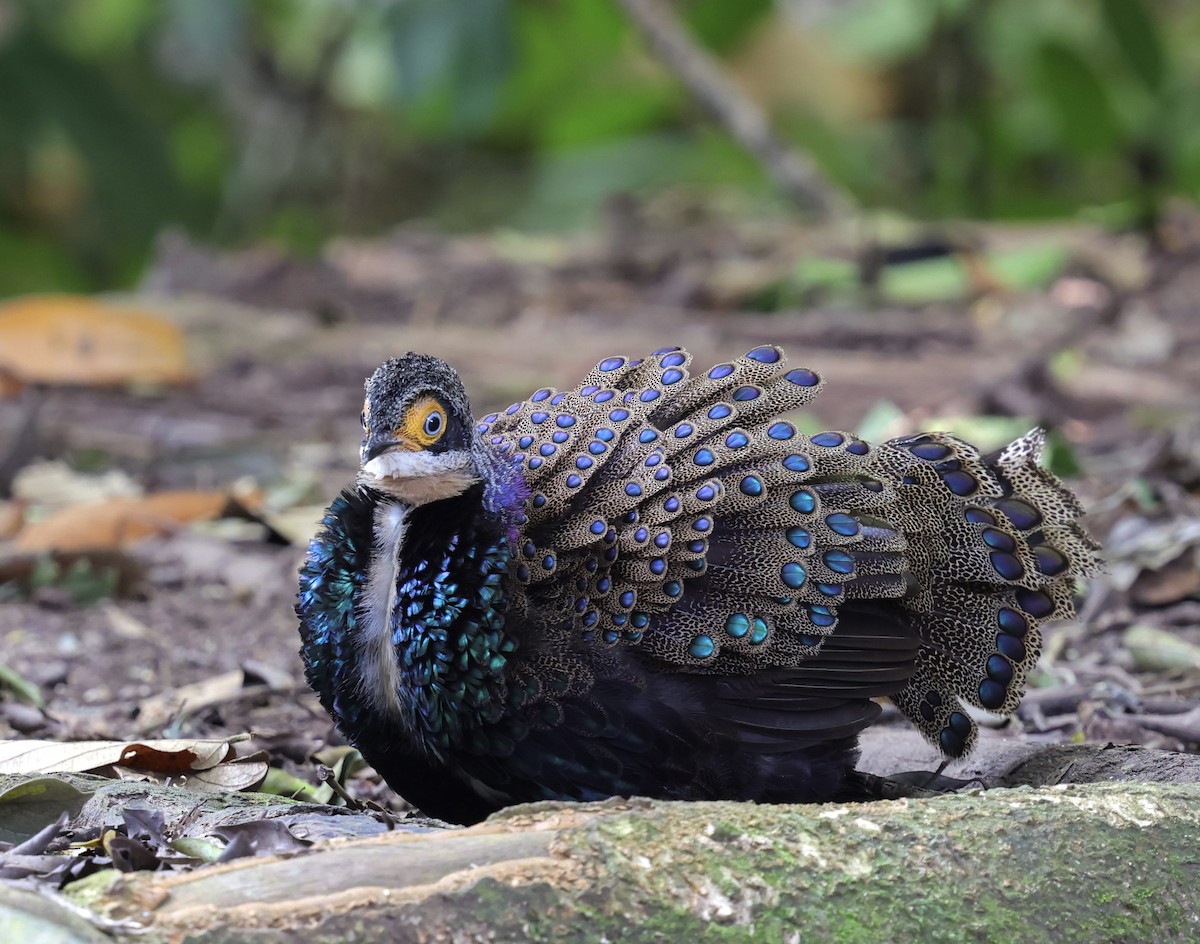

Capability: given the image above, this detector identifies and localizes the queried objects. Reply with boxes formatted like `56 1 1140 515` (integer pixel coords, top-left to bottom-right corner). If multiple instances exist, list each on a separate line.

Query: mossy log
47 779 1200 944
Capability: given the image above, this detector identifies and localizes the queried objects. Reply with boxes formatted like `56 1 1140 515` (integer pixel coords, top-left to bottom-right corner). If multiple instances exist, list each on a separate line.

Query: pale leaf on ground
133 670 249 735
0 294 193 387
183 753 271 792
0 737 245 777
11 461 141 510
1124 624 1200 673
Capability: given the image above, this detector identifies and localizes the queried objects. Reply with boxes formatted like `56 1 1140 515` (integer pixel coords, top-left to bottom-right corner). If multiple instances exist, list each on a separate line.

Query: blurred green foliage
0 0 1195 295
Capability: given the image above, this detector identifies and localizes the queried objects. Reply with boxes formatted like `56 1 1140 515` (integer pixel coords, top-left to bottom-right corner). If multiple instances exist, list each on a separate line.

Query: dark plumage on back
297 346 1098 824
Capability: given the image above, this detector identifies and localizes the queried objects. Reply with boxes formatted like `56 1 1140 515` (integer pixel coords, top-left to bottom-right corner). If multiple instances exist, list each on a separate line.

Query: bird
297 346 1098 824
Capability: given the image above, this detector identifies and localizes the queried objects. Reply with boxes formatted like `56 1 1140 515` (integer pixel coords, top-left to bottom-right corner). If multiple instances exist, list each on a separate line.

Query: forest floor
1 202 1199 830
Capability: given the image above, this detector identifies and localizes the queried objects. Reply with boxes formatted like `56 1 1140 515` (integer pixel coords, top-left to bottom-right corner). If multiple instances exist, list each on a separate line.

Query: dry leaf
0 740 135 775
0 737 243 776
185 752 271 792
119 740 234 774
14 491 240 552
1124 625 1200 673
0 294 192 386
0 500 25 540
11 461 142 510
102 603 153 640
133 670 248 734
0 367 24 398
1129 553 1200 607
261 504 329 547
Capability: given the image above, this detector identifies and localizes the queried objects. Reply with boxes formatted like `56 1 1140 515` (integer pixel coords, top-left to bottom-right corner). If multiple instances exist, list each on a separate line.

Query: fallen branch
52 782 1200 943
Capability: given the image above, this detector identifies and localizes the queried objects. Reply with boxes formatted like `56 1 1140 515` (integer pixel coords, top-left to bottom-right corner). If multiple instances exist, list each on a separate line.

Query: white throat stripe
357 501 407 717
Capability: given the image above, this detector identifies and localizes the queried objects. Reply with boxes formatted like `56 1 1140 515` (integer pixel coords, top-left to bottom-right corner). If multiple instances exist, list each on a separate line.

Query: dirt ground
2 210 1199 812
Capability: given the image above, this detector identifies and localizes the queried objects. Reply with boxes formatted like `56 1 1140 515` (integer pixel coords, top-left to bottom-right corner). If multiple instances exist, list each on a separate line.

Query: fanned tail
878 429 1100 756
477 345 1099 760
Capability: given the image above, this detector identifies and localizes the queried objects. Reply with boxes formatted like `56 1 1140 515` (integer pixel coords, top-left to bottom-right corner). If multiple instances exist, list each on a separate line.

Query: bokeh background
2 0 1197 295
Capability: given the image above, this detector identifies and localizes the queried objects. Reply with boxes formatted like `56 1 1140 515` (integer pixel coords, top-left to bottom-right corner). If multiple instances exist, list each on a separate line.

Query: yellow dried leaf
0 294 192 387
14 491 235 552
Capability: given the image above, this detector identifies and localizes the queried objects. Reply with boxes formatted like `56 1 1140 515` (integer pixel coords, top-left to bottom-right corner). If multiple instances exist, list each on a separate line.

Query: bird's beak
361 429 419 466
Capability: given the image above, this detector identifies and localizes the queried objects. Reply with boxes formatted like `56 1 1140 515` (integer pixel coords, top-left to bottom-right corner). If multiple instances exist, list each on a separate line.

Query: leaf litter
1 213 1199 899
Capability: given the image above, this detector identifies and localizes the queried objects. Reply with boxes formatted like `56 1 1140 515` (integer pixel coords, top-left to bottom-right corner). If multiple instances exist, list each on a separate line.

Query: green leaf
881 255 968 304
386 0 514 134
1124 625 1200 673
1033 40 1124 155
0 228 89 296
750 256 858 310
687 0 772 53
855 401 908 444
829 0 938 63
792 256 859 293
989 244 1069 290
511 132 759 231
0 25 185 248
500 0 665 148
158 0 246 81
1045 430 1082 478
1100 0 1165 92
56 0 162 56
168 836 226 862
0 776 93 844
535 83 677 151
0 664 44 707
260 766 331 803
60 559 120 607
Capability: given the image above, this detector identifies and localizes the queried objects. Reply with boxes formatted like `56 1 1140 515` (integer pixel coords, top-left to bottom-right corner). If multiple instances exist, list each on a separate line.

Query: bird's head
357 353 481 506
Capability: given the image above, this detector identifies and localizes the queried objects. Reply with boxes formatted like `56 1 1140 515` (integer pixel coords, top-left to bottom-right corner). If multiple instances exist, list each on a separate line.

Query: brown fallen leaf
1130 552 1200 607
14 491 249 552
0 366 24 398
119 740 234 774
0 294 193 387
0 500 25 539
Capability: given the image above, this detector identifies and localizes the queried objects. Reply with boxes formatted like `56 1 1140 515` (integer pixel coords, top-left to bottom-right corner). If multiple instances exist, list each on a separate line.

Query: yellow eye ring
401 396 448 448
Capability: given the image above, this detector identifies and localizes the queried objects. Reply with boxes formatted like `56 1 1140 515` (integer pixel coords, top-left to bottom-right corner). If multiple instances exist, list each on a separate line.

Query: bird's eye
404 396 449 447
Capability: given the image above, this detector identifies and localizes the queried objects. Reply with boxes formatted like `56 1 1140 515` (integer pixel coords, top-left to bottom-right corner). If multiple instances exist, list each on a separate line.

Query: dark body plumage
298 347 1098 824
